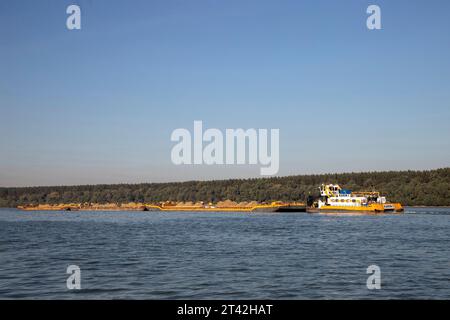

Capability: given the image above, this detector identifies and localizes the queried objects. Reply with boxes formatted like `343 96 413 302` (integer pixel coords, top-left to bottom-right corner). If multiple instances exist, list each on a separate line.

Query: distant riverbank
1 168 449 207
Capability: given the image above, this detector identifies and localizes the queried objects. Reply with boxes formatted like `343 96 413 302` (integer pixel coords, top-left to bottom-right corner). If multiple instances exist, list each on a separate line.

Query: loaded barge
17 184 402 214
17 202 306 213
148 202 306 212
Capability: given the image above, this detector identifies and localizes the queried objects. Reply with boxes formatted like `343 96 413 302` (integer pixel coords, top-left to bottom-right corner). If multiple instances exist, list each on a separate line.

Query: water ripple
0 207 449 299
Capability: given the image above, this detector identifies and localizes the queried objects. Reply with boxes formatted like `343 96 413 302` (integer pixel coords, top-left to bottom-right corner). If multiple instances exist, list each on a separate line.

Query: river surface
0 207 449 299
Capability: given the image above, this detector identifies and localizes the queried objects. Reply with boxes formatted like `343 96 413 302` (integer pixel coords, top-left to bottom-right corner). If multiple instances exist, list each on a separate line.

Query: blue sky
1 0 450 186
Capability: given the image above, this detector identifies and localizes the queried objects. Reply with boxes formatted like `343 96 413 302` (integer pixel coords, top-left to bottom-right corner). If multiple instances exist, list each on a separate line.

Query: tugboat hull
318 203 403 213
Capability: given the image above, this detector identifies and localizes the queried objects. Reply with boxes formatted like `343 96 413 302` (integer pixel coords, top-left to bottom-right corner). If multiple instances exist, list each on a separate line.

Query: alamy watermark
65 4 381 31
66 265 81 290
367 5 381 30
171 121 279 175
66 5 81 30
366 265 381 290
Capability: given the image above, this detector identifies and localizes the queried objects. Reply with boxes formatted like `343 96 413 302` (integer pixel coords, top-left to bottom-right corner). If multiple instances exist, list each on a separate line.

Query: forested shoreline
1 168 449 207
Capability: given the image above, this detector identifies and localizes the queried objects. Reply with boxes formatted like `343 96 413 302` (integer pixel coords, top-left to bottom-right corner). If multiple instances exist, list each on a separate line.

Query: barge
143 202 306 212
18 202 306 213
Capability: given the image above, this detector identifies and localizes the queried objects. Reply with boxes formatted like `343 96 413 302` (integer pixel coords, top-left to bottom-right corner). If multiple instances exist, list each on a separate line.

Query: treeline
0 168 449 207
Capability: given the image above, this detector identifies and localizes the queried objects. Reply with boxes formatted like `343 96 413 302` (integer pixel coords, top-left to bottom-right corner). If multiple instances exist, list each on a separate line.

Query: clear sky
1 0 450 187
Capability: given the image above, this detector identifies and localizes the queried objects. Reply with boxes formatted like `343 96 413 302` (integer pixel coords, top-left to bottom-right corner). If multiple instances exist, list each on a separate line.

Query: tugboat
316 184 403 213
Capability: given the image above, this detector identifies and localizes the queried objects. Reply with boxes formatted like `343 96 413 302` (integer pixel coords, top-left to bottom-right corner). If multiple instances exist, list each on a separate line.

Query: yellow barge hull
146 203 306 213
318 203 404 213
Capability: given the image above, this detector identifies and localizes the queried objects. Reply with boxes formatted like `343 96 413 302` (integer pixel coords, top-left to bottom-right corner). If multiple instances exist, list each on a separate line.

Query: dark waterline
0 207 449 299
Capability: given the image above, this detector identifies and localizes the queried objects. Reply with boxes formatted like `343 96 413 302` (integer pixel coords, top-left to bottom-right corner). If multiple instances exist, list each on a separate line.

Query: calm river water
0 207 449 299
